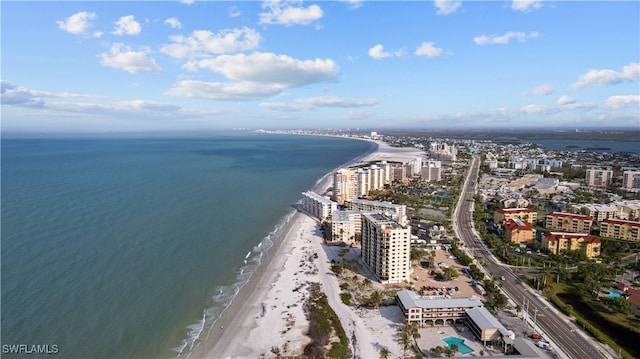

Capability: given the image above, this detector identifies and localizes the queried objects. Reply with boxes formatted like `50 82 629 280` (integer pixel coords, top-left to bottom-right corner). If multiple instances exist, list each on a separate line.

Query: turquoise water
1 132 372 358
607 288 623 299
443 336 474 354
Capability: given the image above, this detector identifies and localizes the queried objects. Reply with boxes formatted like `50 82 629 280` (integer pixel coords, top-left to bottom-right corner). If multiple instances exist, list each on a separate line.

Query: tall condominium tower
361 213 411 284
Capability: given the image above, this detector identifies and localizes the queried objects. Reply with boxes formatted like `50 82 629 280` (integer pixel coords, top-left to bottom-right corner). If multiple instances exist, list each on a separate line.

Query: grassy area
546 283 640 359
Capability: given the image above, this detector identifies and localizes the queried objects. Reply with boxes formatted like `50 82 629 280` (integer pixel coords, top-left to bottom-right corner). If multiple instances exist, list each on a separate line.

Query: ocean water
0 132 372 358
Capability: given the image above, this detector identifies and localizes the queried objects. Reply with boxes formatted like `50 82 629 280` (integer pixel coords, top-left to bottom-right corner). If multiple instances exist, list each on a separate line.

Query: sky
1 0 639 133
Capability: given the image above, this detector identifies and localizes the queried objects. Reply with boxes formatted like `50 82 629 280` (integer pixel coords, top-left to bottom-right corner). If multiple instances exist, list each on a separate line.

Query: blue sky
2 1 639 132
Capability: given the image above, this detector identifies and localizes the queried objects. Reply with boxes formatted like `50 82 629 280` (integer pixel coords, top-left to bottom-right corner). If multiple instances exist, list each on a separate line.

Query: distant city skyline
1 1 639 133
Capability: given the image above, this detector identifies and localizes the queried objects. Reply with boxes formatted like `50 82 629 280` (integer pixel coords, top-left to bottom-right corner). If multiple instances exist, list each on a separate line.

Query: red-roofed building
503 218 535 244
541 232 601 258
545 212 593 233
600 219 640 242
494 208 537 224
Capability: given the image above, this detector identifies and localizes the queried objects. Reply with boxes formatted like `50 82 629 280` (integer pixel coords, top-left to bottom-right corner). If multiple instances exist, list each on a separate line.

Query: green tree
442 267 459 280
379 347 390 359
398 332 411 357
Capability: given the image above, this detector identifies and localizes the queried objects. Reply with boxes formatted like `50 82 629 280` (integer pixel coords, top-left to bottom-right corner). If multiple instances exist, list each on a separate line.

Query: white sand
198 138 425 359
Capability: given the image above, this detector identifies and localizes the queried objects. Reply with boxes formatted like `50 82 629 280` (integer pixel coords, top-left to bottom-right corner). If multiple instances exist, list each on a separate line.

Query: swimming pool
607 288 623 299
442 336 474 354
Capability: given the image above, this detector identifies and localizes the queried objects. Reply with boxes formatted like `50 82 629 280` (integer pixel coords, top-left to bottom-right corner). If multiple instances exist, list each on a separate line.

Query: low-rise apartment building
503 218 535 244
581 204 618 223
600 219 640 242
494 208 537 224
396 290 483 326
361 213 411 284
541 232 601 258
466 306 515 347
545 212 593 233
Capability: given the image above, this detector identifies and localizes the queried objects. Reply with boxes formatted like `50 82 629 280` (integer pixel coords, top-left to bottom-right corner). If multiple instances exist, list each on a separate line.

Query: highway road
452 155 607 359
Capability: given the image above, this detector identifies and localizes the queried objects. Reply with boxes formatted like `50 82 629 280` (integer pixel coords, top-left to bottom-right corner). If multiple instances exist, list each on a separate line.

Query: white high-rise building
347 199 408 225
301 191 337 220
420 160 442 182
333 168 357 205
361 213 412 284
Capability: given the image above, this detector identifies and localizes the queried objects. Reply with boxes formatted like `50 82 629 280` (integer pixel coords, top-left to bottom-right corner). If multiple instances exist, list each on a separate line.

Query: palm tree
379 347 390 359
398 332 411 357
450 343 459 354
430 346 443 357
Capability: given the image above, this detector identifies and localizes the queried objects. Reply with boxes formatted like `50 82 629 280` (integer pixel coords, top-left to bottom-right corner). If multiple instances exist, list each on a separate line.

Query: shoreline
194 136 424 358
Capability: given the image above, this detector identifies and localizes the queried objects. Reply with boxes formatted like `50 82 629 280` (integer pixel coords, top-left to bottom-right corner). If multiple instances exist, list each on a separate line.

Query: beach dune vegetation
304 283 350 359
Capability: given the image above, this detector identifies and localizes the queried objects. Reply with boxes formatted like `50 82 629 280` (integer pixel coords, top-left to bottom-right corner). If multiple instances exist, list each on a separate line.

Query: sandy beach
196 138 425 359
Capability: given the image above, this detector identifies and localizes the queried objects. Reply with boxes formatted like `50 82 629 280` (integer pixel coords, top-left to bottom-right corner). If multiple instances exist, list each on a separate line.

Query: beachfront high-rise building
623 170 640 190
300 191 337 221
585 166 613 187
347 198 408 226
361 213 411 284
332 162 394 205
333 168 357 205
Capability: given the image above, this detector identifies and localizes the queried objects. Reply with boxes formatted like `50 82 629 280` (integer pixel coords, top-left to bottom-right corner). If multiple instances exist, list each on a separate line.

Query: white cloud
368 44 404 60
114 99 180 112
434 0 461 15
99 43 162 73
344 110 374 120
341 0 364 10
164 17 182 29
0 81 189 118
228 6 242 17
167 53 340 101
529 84 555 96
259 1 323 26
57 11 96 35
166 80 284 101
112 15 141 36
473 31 539 45
415 42 445 58
185 52 340 88
368 44 391 59
571 62 640 90
511 1 543 12
521 99 595 114
604 95 640 110
180 0 195 5
557 95 575 105
1 80 106 107
160 27 261 59
260 96 379 111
